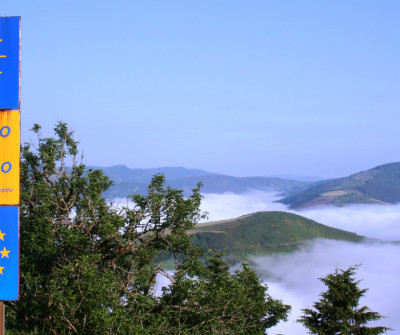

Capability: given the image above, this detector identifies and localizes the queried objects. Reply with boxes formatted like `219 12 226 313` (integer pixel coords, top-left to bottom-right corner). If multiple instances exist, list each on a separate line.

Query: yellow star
0 230 5 241
0 247 10 258
0 266 4 274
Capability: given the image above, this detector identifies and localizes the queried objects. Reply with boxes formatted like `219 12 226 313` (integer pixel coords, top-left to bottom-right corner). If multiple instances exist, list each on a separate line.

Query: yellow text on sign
0 110 20 205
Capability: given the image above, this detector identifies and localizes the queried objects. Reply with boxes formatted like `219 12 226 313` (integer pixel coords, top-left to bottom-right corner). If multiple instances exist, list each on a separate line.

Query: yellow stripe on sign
0 55 6 58
0 110 20 205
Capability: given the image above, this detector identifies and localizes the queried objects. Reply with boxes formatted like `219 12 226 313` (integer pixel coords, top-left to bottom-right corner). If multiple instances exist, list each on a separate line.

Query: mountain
89 165 214 184
91 163 400 206
89 165 215 198
93 165 311 199
267 174 325 182
189 211 363 260
279 162 400 209
167 175 308 195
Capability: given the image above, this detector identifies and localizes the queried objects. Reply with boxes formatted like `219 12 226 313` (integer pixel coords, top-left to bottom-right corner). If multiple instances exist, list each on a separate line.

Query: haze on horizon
3 1 400 179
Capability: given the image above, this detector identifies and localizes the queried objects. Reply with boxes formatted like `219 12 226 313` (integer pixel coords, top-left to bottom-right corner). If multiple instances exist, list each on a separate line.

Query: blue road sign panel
0 206 19 300
0 17 20 110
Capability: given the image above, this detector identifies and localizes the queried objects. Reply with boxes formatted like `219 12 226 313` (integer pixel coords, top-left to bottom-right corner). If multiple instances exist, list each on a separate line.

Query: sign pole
0 16 22 334
0 302 4 335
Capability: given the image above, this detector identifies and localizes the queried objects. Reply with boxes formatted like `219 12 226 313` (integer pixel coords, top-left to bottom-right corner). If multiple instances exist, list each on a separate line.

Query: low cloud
200 191 287 222
296 204 400 240
199 191 400 333
254 240 400 334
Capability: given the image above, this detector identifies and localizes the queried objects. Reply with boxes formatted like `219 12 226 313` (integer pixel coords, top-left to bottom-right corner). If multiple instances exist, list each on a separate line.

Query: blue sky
3 1 400 178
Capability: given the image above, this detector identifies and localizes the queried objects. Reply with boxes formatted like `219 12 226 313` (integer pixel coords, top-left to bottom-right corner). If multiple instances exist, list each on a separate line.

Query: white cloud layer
200 191 287 222
254 240 400 334
296 204 400 240
199 191 400 334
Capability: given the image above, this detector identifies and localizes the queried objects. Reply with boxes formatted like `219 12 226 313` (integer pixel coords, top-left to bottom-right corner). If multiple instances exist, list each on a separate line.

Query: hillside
189 211 363 258
95 165 311 198
278 162 400 209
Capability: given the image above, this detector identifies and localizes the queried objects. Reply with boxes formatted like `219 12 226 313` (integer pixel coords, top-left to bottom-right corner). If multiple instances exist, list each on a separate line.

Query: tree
298 265 390 335
159 256 291 334
6 123 290 334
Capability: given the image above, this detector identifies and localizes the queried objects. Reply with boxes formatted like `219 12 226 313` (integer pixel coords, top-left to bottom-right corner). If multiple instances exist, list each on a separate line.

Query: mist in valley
199 191 288 222
199 191 400 334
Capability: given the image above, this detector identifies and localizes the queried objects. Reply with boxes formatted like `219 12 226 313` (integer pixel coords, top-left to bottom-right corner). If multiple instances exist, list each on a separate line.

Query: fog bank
254 239 400 334
200 191 287 222
199 191 400 333
296 204 400 240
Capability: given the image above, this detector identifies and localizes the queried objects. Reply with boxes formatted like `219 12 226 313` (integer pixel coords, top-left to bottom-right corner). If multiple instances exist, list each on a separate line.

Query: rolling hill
279 162 400 209
189 211 363 259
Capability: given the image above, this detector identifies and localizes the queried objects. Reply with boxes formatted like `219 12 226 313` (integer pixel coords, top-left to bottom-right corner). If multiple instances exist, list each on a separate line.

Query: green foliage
298 266 390 335
158 255 291 334
6 123 290 334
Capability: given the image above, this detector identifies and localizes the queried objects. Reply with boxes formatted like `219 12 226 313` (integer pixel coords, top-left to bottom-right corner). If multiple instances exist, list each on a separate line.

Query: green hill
279 162 400 209
189 211 363 259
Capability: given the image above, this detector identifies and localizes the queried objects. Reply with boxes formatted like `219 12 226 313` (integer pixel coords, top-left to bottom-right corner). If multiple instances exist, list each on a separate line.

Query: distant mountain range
92 162 400 209
90 165 214 184
189 211 363 261
91 165 311 199
278 162 400 209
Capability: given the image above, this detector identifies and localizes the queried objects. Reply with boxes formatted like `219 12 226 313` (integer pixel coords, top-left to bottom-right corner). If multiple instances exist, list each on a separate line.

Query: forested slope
279 162 400 208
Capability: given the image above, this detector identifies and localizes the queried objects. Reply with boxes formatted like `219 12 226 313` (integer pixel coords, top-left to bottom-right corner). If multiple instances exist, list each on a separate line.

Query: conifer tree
298 266 390 335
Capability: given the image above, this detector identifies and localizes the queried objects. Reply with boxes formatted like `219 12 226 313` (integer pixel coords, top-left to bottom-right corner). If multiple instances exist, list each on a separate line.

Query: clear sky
2 1 400 178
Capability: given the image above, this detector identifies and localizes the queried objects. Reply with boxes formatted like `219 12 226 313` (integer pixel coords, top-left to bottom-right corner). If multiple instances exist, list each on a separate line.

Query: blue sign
0 206 19 300
0 17 20 110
